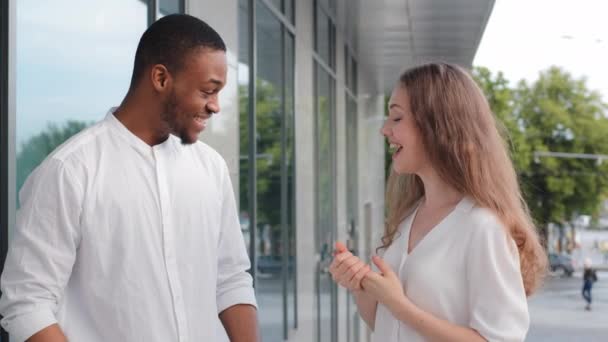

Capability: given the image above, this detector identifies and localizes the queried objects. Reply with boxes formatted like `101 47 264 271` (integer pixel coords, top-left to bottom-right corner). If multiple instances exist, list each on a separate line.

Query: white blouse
371 197 529 342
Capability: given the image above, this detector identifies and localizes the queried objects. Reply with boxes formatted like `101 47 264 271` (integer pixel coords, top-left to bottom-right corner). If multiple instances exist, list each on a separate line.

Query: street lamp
533 151 608 165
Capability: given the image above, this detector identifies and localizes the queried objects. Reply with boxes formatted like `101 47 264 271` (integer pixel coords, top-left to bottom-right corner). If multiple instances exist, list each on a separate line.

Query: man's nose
207 96 220 114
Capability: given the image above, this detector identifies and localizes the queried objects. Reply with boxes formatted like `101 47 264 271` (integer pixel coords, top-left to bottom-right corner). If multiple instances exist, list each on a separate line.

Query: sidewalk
527 271 608 341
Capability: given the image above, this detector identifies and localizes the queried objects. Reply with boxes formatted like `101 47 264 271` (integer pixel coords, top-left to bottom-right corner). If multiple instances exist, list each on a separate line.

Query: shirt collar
105 107 178 156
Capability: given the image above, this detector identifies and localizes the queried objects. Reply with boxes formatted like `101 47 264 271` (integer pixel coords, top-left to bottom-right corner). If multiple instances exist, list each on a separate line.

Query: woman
330 63 547 341
582 258 598 311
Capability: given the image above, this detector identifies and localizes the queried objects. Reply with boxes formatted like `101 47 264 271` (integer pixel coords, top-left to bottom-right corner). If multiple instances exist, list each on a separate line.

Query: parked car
549 253 574 277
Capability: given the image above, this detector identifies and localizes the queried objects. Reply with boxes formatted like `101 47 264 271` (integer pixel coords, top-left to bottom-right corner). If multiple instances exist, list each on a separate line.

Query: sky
473 0 608 102
16 0 147 148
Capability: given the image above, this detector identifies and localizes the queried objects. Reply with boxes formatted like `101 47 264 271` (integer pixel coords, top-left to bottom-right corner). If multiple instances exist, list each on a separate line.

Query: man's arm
219 304 259 342
215 160 258 339
26 324 67 342
0 158 82 341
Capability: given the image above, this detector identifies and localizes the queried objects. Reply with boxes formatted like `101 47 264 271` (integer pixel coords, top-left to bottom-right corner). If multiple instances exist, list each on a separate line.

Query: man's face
162 48 227 144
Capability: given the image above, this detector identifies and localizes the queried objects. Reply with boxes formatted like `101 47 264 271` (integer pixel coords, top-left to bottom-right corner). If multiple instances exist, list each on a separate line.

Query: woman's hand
329 242 371 292
361 255 409 313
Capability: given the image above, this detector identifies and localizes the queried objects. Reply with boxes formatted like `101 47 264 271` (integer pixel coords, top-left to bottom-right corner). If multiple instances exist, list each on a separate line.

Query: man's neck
115 91 168 146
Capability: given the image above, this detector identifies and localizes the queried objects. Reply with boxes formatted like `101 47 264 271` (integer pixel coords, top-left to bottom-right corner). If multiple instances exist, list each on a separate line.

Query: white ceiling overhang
357 0 495 93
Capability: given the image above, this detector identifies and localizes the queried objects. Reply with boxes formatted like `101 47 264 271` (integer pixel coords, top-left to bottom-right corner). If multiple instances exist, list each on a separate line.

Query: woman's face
381 86 430 175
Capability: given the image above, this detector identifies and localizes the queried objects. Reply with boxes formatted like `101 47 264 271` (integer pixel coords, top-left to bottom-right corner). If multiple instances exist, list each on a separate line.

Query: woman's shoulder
460 199 506 235
456 199 515 254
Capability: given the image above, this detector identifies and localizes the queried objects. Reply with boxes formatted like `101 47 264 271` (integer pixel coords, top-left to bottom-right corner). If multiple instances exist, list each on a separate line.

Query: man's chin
178 131 201 145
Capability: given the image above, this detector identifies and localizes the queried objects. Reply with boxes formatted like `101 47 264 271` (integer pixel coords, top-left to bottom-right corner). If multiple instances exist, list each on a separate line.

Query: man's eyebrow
209 78 223 85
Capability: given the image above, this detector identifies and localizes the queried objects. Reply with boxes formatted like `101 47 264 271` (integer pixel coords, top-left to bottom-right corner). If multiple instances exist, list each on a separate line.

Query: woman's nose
380 121 391 137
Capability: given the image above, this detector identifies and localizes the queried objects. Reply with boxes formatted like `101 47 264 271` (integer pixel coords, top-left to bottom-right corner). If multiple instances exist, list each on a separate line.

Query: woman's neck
417 167 463 210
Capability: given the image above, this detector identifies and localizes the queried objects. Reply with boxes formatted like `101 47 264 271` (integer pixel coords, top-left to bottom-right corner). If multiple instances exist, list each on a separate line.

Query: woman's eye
393 118 402 122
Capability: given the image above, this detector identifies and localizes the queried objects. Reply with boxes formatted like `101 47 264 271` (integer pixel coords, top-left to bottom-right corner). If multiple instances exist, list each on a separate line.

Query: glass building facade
0 1 491 341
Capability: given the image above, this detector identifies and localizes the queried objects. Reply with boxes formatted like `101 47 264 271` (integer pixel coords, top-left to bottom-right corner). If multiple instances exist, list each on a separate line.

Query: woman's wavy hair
381 63 547 296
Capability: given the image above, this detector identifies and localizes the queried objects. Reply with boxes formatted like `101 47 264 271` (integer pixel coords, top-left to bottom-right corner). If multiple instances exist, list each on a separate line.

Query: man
0 14 258 342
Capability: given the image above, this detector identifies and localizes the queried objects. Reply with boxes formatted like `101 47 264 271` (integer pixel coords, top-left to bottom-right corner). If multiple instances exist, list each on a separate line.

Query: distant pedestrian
582 258 598 311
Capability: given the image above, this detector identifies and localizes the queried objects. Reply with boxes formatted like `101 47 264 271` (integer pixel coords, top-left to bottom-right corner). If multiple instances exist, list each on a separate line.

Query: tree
16 121 89 198
238 79 285 256
474 66 608 249
472 67 531 171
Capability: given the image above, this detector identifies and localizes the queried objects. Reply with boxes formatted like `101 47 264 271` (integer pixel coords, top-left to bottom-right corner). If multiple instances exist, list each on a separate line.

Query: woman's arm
352 290 378 330
389 296 486 342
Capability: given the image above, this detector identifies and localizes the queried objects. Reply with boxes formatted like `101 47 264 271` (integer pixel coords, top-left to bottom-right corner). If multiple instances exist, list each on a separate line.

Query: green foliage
239 79 283 248
473 66 608 229
17 121 89 195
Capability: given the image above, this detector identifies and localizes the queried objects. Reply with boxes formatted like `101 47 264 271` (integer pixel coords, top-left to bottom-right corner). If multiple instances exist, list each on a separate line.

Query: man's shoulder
188 140 227 167
47 119 110 164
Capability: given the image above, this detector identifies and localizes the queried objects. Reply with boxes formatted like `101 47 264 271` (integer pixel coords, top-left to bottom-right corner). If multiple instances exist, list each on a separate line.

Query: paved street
527 271 608 341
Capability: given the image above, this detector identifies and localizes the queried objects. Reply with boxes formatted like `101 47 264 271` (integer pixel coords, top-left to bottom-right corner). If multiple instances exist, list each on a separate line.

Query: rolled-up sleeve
0 158 83 341
215 161 257 314
466 216 529 342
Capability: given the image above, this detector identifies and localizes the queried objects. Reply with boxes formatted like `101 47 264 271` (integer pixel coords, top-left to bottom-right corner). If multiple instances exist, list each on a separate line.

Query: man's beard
161 92 197 145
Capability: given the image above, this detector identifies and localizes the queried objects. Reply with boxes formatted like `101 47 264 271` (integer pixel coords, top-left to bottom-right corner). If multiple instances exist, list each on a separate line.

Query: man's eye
393 118 401 122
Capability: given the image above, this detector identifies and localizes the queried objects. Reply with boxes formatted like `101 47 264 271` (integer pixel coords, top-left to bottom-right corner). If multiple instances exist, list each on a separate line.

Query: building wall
291 0 317 340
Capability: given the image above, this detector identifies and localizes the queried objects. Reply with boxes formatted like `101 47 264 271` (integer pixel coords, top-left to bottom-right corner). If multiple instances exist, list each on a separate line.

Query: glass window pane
269 0 283 13
351 58 358 93
319 0 336 16
15 0 147 221
315 6 331 67
238 0 252 262
285 0 294 24
316 65 334 253
256 2 286 340
344 47 351 90
158 0 181 18
315 63 335 342
285 31 296 331
345 96 359 341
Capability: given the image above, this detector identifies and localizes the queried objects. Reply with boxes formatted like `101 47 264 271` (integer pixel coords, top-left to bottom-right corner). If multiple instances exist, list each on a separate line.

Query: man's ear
150 64 172 93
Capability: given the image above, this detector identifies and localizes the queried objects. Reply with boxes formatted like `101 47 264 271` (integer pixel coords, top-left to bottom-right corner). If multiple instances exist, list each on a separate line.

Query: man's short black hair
130 14 226 87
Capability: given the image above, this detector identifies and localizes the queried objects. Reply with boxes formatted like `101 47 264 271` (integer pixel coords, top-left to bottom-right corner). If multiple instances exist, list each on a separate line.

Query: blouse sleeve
466 215 530 342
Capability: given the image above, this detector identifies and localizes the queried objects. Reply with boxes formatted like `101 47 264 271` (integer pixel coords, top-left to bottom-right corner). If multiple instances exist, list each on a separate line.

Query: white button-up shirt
0 110 257 342
372 197 529 342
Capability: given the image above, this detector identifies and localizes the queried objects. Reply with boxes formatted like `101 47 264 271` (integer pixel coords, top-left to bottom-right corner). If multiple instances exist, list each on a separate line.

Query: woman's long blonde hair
381 63 547 296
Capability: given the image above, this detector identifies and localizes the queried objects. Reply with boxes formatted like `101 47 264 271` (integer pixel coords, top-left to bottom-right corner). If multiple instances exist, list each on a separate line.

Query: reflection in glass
315 6 332 68
285 29 297 331
315 64 335 342
252 1 296 340
238 0 252 260
285 0 295 24
345 96 360 342
256 2 283 339
15 0 147 222
158 0 181 17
